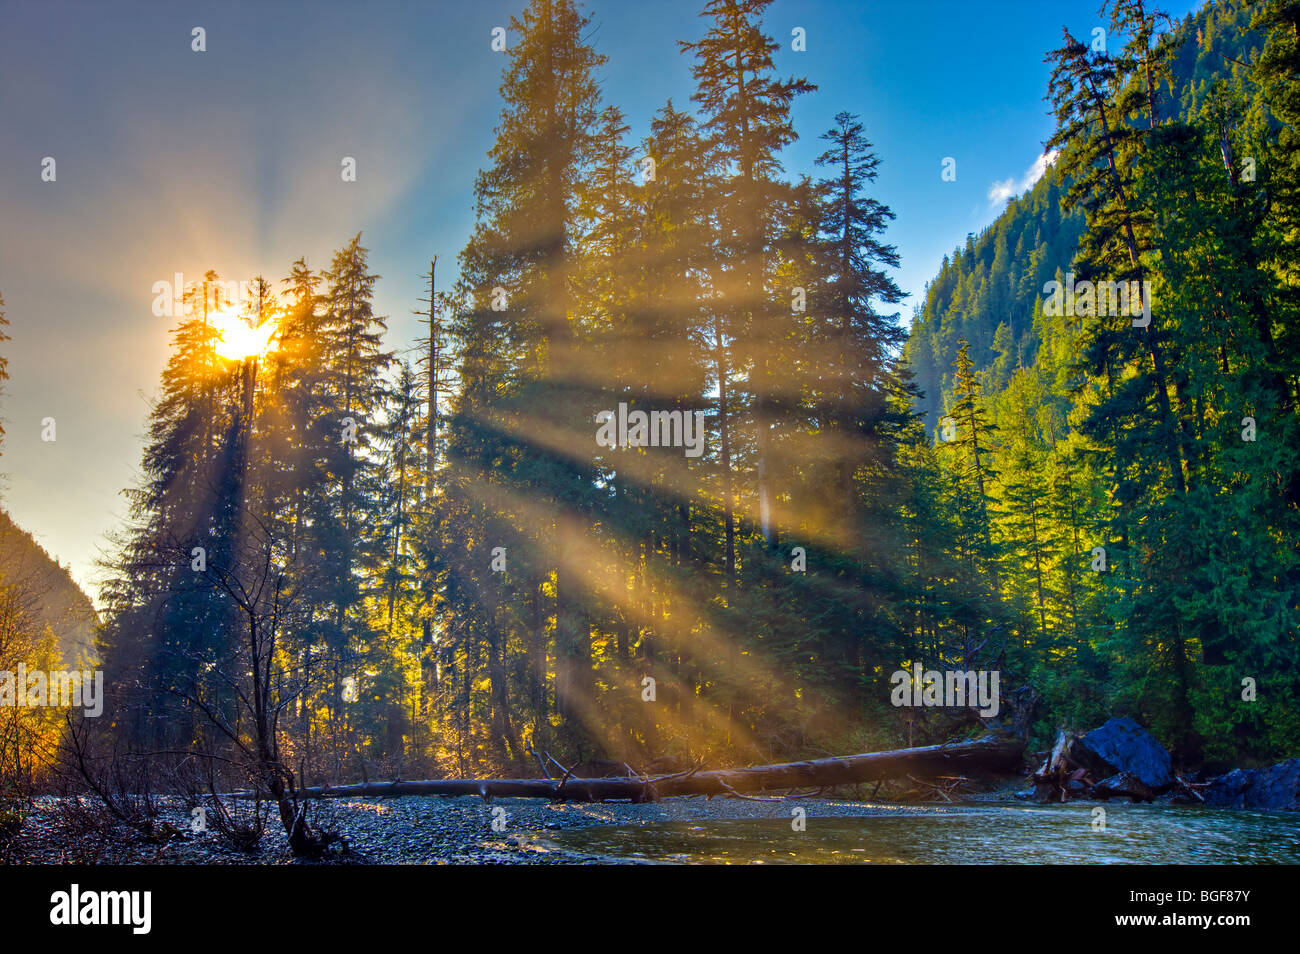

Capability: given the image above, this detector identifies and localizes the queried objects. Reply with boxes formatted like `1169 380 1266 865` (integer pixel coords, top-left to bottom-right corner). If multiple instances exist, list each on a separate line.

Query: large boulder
1071 717 1174 792
1203 759 1300 811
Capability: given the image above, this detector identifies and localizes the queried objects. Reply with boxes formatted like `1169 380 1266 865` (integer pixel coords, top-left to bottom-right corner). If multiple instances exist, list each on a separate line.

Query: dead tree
270 733 1025 804
173 511 340 856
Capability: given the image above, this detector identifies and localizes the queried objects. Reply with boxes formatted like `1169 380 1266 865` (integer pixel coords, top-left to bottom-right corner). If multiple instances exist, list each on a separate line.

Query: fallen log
269 734 1024 804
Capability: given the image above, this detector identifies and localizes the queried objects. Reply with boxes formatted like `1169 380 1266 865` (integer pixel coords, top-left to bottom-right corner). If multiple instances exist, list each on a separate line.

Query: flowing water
533 802 1300 864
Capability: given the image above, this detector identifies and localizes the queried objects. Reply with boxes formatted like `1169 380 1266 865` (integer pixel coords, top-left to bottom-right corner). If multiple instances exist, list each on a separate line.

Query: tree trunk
278 734 1023 803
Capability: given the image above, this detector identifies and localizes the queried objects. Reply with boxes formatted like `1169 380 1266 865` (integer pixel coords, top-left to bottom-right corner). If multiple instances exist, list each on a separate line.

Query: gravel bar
4 794 947 865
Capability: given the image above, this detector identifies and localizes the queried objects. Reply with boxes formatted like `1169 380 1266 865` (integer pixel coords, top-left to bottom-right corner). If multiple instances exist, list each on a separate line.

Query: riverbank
7 792 1300 864
3 793 902 864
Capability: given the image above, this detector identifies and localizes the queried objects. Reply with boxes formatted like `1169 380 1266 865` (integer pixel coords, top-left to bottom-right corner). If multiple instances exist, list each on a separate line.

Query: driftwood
1031 722 1180 803
268 734 1024 804
1173 774 1208 803
900 774 973 803
1032 728 1080 801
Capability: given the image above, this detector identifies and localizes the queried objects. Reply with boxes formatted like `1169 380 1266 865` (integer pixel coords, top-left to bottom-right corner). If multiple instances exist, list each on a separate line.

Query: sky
0 0 1203 601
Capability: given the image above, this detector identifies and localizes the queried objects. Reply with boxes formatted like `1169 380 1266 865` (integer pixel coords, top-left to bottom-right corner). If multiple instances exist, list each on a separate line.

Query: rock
1071 717 1174 792
1203 759 1300 811
1092 772 1155 803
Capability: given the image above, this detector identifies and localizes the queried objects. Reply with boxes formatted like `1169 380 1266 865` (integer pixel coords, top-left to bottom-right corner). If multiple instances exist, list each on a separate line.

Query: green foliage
90 0 1299 784
901 0 1300 764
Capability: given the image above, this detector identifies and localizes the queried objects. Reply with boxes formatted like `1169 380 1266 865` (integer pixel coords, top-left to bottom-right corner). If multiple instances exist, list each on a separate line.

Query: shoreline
6 791 1297 865
6 794 927 865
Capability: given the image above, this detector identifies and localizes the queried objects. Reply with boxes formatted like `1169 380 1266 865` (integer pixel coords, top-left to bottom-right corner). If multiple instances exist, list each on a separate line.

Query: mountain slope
0 508 99 665
902 0 1265 426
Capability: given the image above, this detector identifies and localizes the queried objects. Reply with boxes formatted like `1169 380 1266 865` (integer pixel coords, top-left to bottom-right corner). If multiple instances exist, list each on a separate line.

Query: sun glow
210 307 275 361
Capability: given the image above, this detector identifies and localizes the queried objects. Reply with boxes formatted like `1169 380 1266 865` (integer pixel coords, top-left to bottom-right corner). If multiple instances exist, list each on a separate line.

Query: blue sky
0 0 1202 597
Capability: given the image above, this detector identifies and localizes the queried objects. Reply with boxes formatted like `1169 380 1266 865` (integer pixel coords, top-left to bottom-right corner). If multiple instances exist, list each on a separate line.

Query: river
531 801 1300 864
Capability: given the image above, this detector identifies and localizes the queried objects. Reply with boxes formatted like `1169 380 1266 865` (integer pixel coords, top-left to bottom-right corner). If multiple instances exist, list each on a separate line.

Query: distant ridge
0 507 99 665
902 0 1264 427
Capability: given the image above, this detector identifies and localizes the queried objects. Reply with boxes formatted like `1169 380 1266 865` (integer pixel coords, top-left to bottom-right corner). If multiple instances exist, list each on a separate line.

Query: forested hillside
2 288 97 670
904 173 1085 427
904 0 1266 426
903 0 1300 766
0 289 102 795
0 510 99 665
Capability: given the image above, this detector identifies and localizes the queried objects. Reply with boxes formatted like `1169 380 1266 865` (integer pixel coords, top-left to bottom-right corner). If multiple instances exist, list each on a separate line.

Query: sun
210 306 276 361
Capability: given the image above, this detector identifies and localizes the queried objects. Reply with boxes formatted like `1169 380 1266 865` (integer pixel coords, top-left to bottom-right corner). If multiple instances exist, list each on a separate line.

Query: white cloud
988 149 1059 206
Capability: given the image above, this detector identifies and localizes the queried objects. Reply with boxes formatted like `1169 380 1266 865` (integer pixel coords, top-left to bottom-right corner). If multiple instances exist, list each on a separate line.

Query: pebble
2 793 920 864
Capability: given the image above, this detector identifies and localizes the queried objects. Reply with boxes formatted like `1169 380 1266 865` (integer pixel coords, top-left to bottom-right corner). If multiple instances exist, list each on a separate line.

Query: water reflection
533 803 1300 864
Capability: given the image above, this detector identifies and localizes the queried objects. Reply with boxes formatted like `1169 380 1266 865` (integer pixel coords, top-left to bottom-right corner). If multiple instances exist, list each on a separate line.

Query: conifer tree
682 0 815 548
813 111 906 523
447 0 607 750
